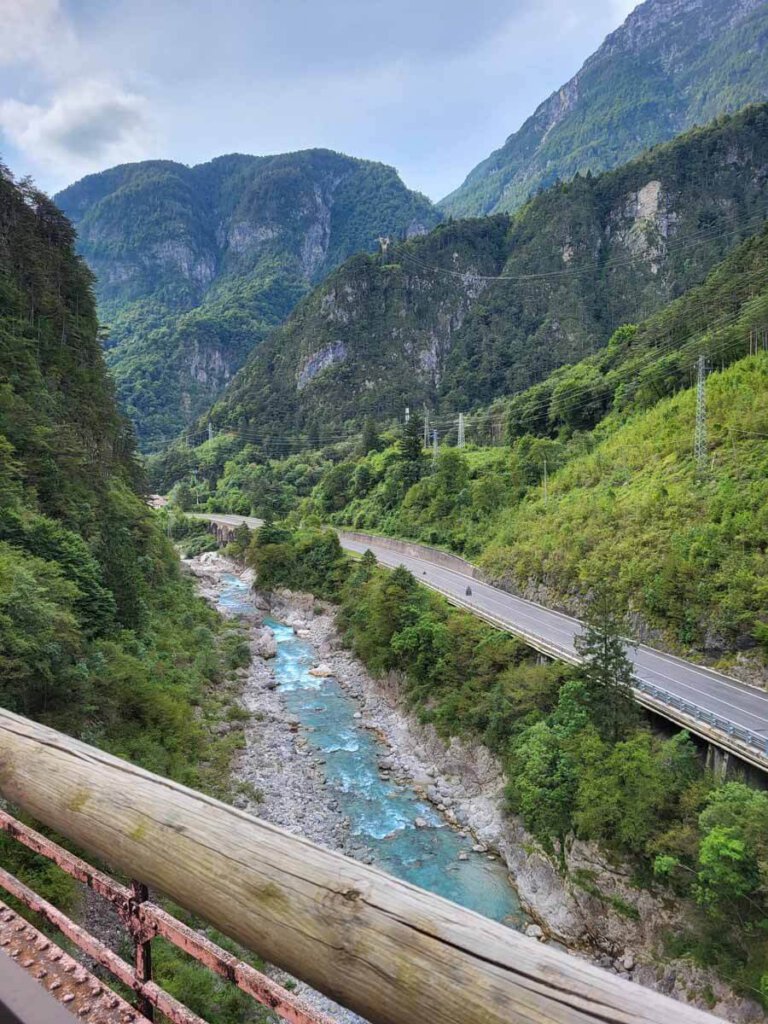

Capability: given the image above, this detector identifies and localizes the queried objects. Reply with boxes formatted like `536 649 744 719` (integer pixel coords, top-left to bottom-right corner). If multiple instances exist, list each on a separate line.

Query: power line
392 208 768 285
152 323 754 461
147 272 767 460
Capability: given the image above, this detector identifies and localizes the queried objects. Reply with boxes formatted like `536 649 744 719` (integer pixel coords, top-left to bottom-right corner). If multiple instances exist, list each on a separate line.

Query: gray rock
254 628 277 659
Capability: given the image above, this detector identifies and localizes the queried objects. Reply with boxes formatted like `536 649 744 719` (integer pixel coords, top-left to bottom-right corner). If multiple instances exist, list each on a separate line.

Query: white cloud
0 0 156 186
0 80 155 178
0 0 76 72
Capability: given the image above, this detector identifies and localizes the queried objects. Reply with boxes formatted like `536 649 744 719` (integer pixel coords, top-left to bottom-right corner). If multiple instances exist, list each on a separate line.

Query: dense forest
440 0 768 216
0 164 270 1021
200 105 768 442
55 151 439 449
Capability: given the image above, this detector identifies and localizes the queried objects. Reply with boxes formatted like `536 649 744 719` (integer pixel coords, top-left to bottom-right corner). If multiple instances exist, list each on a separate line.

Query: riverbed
215 568 527 928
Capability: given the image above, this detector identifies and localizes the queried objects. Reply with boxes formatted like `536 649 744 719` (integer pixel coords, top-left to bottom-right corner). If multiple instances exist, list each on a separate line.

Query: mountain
439 0 768 218
203 105 768 441
55 150 439 449
308 222 768 652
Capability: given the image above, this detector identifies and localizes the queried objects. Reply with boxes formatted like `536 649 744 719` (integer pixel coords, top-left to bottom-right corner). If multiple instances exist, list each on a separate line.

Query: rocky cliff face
207 105 768 438
56 150 440 449
440 0 768 217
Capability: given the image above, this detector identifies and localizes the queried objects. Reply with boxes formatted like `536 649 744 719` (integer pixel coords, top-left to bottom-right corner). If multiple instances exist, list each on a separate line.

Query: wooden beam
0 710 719 1024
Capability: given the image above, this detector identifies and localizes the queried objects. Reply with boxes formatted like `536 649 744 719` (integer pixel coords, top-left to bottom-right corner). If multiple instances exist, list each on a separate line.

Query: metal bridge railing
632 678 768 756
0 810 335 1024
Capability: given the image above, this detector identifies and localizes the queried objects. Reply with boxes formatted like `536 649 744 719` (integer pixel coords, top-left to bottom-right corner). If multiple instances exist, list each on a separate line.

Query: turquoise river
217 572 527 929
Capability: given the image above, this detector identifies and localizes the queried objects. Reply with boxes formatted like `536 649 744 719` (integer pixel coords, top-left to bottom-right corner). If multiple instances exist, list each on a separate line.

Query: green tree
398 414 425 487
575 731 699 856
360 417 381 455
695 783 768 912
170 480 194 511
574 589 639 742
507 719 586 865
319 461 355 512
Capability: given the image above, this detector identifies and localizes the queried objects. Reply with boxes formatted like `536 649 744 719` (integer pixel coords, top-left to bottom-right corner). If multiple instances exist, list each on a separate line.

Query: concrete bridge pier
706 743 731 781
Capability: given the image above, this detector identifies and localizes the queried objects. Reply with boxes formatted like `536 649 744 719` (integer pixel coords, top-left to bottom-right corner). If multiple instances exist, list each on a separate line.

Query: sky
0 0 639 201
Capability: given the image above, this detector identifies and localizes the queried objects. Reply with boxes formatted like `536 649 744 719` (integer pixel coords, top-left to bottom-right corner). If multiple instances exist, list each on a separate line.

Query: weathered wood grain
0 709 720 1024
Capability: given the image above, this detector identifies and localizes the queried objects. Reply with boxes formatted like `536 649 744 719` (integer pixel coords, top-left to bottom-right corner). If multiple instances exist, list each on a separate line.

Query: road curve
193 513 768 769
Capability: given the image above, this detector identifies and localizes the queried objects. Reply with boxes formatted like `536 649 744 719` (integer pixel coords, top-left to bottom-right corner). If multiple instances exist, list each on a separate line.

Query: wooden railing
0 709 721 1024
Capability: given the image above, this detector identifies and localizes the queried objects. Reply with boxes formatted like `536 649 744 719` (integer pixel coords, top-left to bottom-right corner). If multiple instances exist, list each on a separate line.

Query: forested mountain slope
440 0 768 217
0 162 243 779
55 150 439 448
291 224 768 660
205 105 768 441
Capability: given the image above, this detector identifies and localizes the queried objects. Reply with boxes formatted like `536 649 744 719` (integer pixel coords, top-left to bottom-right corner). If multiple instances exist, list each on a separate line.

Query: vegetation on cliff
440 0 768 216
201 105 768 439
0 163 261 1019
56 150 439 448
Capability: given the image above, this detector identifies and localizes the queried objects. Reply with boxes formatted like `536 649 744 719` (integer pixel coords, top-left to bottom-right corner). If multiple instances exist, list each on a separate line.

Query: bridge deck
0 902 142 1024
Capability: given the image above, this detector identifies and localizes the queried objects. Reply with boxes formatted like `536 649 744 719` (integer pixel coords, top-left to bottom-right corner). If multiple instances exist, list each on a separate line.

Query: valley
2 0 768 1021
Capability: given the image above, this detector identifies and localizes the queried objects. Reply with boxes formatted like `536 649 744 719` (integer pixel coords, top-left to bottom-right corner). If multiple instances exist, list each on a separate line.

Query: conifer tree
398 413 425 486
574 587 639 742
360 417 381 455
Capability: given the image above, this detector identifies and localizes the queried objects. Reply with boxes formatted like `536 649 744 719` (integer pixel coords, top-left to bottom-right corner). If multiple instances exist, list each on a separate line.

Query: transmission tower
404 406 410 425
432 429 439 466
694 354 708 477
457 413 465 449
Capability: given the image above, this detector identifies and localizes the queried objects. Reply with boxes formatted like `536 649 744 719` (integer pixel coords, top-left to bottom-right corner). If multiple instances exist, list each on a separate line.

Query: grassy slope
484 353 768 655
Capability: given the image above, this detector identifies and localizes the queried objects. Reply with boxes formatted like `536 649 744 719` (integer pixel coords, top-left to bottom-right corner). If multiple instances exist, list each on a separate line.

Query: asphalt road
196 514 768 761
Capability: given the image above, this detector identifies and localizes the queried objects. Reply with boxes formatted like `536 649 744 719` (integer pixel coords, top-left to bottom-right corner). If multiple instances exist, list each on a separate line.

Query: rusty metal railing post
130 880 154 1021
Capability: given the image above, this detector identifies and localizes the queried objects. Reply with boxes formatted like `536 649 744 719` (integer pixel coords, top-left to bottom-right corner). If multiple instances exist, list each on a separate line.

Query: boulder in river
309 663 334 677
254 628 277 659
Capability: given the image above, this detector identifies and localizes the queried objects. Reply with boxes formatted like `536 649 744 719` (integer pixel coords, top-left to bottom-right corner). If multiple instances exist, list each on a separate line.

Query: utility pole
208 422 214 443
694 354 708 478
405 406 410 425
457 413 465 449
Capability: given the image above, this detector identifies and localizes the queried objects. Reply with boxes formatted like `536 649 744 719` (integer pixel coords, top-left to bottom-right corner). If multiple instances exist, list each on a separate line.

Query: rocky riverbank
187 552 765 1024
